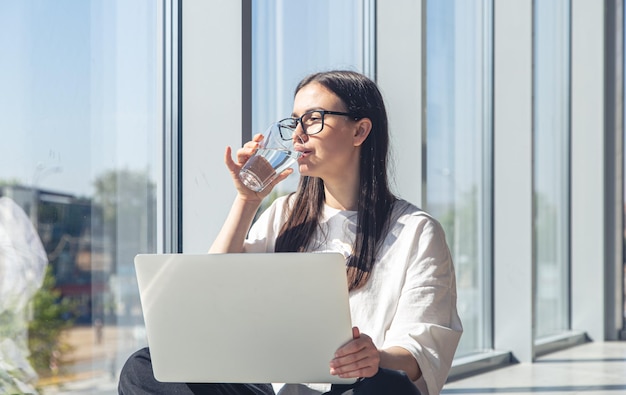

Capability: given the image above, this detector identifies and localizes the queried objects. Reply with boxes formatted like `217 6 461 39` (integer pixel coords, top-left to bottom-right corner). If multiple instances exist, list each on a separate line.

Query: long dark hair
274 70 397 291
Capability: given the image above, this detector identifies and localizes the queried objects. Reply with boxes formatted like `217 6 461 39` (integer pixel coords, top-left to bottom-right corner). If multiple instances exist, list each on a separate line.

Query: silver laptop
134 252 355 384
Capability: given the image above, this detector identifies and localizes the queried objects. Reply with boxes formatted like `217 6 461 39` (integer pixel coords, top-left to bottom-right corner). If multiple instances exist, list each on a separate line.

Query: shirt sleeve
381 215 463 395
243 195 290 253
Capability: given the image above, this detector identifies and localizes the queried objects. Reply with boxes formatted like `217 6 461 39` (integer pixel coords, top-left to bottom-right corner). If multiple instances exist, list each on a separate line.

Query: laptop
134 252 355 384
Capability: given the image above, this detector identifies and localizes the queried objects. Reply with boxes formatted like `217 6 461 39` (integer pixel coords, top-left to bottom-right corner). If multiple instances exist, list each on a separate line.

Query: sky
0 1 160 197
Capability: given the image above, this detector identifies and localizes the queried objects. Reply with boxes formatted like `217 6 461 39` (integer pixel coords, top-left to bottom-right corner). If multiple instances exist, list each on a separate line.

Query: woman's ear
353 118 372 147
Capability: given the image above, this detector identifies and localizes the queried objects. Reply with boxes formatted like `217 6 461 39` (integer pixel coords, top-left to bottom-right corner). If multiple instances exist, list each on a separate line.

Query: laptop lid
134 252 355 384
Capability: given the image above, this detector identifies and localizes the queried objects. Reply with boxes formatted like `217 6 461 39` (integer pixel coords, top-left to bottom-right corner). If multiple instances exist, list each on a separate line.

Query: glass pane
252 0 374 197
533 0 571 340
0 1 163 393
425 0 493 356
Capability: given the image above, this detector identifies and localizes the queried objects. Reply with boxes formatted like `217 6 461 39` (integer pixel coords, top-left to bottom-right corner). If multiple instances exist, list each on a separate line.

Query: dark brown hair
274 70 396 291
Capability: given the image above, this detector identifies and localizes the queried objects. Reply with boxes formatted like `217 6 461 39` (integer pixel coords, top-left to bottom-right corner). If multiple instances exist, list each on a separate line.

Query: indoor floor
443 341 626 395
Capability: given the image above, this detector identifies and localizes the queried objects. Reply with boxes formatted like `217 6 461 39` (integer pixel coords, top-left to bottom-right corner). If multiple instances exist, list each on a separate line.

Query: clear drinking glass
238 122 302 192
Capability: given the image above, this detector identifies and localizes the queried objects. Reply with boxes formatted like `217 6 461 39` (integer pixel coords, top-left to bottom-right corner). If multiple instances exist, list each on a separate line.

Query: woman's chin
297 164 310 176
298 162 323 178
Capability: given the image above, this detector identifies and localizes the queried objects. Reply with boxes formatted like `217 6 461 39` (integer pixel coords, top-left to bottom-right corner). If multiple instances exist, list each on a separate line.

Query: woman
119 70 462 395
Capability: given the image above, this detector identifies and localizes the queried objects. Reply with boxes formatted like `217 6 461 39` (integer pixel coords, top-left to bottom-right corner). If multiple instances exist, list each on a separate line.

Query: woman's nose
293 124 307 144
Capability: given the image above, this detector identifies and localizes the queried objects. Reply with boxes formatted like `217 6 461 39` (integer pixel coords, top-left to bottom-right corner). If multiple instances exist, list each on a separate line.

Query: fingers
236 136 262 165
223 133 296 198
330 349 380 378
330 331 380 379
267 167 294 187
330 359 378 379
224 146 261 199
225 134 264 170
224 146 239 173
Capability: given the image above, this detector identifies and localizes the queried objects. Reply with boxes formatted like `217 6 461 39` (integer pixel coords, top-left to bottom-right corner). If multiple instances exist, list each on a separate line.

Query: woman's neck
323 179 359 211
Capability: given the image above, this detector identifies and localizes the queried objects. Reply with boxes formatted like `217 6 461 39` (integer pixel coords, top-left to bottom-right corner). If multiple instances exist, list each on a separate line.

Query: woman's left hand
329 327 380 379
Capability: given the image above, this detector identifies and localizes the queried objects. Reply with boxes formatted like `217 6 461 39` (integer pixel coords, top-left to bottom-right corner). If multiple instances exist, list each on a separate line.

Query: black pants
118 347 421 395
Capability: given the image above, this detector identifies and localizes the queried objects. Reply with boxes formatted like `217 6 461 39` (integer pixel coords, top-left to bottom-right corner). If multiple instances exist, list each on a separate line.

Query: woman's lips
295 147 311 158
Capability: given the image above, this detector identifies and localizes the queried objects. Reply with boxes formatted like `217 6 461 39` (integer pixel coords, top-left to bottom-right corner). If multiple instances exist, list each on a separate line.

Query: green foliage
27 266 77 376
0 178 22 187
0 310 33 392
93 168 158 280
0 309 22 342
93 168 156 224
0 266 75 391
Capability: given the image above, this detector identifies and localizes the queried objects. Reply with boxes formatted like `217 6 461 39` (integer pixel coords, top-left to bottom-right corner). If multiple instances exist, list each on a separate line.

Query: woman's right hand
224 133 294 202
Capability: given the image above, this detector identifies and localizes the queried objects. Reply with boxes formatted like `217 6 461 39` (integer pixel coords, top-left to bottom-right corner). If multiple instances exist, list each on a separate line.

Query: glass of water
238 122 302 192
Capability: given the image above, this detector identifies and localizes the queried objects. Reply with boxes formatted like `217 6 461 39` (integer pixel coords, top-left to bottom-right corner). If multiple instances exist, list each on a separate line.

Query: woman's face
291 82 368 183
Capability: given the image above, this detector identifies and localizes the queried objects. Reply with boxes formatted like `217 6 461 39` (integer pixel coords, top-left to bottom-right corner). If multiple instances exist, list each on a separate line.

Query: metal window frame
163 0 182 253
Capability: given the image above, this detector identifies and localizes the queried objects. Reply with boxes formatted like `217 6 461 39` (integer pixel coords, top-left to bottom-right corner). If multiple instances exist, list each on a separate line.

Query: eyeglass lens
278 110 324 140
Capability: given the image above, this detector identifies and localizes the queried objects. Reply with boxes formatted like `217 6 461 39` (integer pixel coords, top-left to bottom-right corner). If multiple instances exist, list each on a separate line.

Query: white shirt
244 196 463 395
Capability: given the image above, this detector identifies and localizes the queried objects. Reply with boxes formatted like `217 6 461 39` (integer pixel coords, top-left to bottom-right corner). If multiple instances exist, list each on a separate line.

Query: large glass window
425 0 494 357
0 1 163 393
533 0 571 341
252 0 374 196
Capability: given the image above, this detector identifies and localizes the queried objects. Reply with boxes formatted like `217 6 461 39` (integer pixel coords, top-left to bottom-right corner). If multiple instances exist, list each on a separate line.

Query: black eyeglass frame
277 109 360 140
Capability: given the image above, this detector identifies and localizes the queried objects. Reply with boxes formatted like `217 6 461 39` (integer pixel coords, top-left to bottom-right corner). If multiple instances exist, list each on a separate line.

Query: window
533 0 571 341
0 1 164 392
425 0 494 357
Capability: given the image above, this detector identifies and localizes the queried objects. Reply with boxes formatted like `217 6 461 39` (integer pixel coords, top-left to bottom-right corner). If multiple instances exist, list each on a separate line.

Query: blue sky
0 1 159 197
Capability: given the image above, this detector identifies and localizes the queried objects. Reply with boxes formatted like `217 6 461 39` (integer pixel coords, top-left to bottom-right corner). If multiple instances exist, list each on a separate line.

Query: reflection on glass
425 0 493 357
0 1 162 393
252 0 374 197
533 0 571 341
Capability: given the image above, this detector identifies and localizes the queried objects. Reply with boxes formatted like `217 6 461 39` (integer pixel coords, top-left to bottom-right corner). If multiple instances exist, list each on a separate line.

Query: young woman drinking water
119 70 462 395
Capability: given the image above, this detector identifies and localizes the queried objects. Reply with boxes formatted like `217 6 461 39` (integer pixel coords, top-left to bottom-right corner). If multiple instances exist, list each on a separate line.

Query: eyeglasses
277 110 358 140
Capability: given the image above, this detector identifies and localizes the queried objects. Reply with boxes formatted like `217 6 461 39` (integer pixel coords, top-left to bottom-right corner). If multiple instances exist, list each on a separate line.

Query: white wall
492 0 535 363
571 0 607 341
376 0 425 206
182 0 243 252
